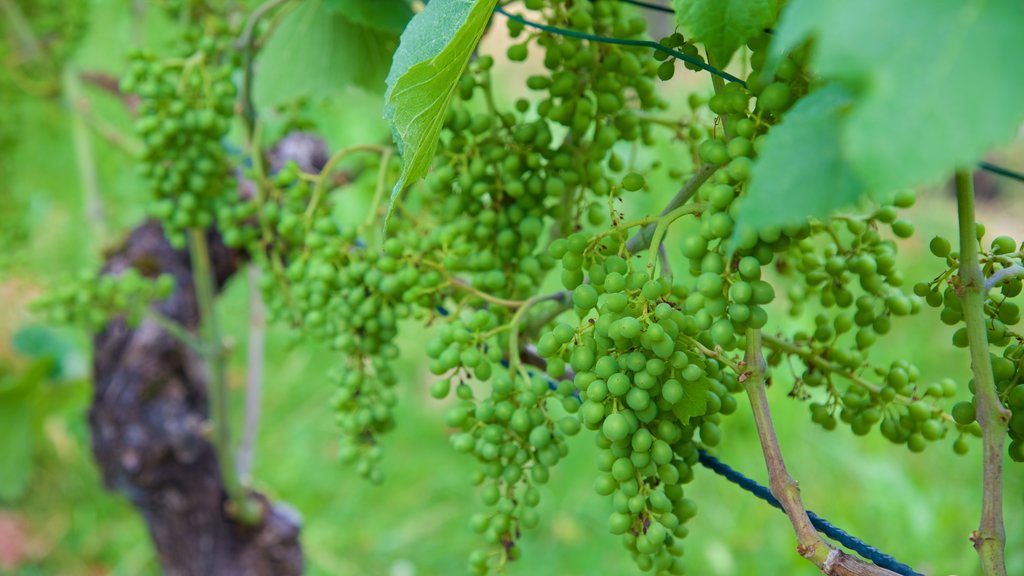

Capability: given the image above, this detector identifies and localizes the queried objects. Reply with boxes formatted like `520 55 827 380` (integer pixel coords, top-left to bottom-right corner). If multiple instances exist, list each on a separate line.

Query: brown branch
91 220 302 575
79 71 140 113
742 329 901 576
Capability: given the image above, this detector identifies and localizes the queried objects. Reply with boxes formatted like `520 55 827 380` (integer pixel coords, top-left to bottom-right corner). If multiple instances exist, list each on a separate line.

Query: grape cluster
538 229 740 574
252 164 429 483
33 268 174 330
120 24 239 247
919 229 1024 461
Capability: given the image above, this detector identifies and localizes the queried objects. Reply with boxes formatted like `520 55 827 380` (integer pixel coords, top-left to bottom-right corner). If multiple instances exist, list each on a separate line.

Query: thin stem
187 229 260 524
305 144 390 221
238 265 265 485
626 164 718 254
955 170 1009 576
146 310 205 353
760 333 952 421
984 264 1024 291
645 201 706 276
237 0 293 134
509 291 571 381
63 67 108 246
449 278 526 309
0 0 44 61
364 148 394 234
742 329 899 576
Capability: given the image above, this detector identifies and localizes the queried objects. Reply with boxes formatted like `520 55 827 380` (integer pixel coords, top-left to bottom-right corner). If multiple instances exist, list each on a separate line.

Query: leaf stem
955 170 1009 576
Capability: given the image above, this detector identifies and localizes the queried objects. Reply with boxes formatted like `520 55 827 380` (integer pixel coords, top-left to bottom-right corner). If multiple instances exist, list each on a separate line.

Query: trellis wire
438 302 921 574
495 3 1024 185
696 450 924 576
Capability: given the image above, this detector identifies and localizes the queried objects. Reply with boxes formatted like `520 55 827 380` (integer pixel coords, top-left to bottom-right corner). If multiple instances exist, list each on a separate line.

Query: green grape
622 172 646 191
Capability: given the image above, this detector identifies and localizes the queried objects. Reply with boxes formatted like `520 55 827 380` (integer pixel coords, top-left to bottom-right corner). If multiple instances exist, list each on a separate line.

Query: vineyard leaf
0 360 50 502
323 0 413 34
773 0 1024 194
254 0 404 106
672 378 710 423
672 0 775 66
0 403 33 501
737 85 863 232
383 0 498 226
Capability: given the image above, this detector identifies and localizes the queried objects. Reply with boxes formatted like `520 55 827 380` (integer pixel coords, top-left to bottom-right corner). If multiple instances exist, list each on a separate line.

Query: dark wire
603 0 1024 185
493 5 747 86
979 161 1024 183
697 450 924 576
617 0 675 14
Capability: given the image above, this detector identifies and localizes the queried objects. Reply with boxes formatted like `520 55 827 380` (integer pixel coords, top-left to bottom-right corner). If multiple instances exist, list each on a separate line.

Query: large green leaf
672 0 776 66
736 85 864 232
254 0 409 107
324 0 413 34
772 0 1024 193
383 0 498 225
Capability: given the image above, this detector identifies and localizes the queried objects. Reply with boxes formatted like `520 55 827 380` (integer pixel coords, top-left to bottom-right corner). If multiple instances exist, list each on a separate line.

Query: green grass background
1 2 1023 575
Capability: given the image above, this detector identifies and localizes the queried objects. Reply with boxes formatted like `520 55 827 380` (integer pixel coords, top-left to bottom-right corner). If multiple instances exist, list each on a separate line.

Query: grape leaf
324 0 412 34
254 0 408 107
672 378 711 423
772 0 1024 193
736 85 864 232
672 0 776 66
383 0 498 226
0 360 50 502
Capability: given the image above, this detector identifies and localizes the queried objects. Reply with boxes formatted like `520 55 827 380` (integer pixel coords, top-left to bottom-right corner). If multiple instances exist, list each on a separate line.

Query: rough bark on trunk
89 220 303 576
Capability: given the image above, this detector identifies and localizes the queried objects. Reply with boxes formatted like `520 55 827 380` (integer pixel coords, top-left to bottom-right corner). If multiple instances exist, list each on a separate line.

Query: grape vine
7 0 1022 575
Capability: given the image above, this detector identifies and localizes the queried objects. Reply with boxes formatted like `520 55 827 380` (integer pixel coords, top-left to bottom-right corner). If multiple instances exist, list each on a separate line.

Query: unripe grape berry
991 235 1017 255
757 82 791 113
929 236 951 257
622 172 645 191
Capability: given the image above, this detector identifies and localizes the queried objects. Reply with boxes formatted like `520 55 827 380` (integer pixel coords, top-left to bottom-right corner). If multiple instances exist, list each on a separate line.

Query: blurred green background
1 2 1023 576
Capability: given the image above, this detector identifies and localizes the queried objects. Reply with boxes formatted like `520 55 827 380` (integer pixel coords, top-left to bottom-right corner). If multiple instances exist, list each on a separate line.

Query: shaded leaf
255 0 406 107
673 0 775 66
0 403 34 502
12 324 78 380
737 85 864 232
772 0 1024 193
324 0 413 34
0 360 51 502
383 0 498 226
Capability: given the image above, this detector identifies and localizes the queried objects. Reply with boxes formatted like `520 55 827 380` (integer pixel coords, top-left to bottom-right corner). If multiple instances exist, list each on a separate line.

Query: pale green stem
645 202 706 276
626 163 718 254
63 67 107 246
0 0 44 60
187 229 260 523
955 169 1009 576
